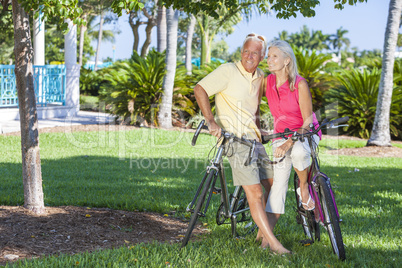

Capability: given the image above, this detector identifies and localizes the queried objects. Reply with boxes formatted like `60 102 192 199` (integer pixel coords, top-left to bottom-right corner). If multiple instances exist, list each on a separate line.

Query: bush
99 49 166 126
325 68 402 139
293 46 334 112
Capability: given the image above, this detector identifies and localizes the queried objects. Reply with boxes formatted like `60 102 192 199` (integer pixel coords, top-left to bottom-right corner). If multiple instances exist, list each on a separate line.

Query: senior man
193 33 290 254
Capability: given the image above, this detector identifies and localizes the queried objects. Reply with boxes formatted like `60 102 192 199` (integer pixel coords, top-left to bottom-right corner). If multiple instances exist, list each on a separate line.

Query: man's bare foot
270 245 292 255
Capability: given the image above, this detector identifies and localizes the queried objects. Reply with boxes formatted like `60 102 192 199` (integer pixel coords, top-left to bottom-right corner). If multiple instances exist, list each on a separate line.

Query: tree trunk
129 10 143 54
158 7 179 129
141 8 157 57
367 0 402 147
157 5 167 53
185 14 196 75
79 13 87 66
94 12 104 71
11 0 45 214
199 15 209 66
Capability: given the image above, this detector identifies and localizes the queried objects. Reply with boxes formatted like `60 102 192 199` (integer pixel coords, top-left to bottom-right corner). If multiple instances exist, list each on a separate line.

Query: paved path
0 111 115 134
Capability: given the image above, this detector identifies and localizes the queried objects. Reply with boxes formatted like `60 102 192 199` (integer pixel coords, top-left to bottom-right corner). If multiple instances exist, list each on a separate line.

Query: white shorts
265 135 320 214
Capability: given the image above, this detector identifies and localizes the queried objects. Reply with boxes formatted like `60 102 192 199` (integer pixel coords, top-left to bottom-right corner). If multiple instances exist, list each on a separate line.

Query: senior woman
261 40 322 247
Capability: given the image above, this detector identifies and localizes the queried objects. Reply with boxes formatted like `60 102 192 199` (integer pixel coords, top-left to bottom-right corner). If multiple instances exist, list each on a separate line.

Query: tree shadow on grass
1 158 400 266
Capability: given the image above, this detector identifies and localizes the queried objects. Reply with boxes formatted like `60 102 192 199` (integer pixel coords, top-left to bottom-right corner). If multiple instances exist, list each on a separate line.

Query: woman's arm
298 79 313 133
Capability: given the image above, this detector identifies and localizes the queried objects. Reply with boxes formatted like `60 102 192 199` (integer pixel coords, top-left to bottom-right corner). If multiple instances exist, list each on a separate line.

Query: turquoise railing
0 65 66 108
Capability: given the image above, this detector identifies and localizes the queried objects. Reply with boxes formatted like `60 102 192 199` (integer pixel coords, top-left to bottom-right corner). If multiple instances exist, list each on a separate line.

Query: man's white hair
241 33 268 58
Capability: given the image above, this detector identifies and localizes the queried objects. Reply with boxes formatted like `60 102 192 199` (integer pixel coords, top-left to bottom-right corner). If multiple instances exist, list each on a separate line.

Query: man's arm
194 84 221 138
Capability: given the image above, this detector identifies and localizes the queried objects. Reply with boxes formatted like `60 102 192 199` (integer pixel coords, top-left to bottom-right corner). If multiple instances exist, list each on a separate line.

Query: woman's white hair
241 33 268 58
268 40 299 91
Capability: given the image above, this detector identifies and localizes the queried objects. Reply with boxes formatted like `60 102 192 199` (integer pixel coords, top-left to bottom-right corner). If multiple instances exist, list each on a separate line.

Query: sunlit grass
0 128 401 267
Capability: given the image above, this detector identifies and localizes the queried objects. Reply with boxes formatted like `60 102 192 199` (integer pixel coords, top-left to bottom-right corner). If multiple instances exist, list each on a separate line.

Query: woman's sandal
296 187 315 211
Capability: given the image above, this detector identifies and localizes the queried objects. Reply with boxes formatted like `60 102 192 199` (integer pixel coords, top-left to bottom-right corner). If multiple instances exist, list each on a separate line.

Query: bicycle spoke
318 176 346 260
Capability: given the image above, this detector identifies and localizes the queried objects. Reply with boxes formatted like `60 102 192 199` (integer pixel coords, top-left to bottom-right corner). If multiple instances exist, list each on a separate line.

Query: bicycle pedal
299 239 314 246
295 214 302 224
212 187 222 194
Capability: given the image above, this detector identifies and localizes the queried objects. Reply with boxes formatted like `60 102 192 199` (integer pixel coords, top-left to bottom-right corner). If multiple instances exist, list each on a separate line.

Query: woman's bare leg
243 184 290 254
294 167 314 210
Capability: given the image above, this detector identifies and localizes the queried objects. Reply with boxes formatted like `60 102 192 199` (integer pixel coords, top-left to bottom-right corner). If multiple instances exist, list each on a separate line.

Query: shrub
325 68 402 139
99 49 166 126
293 46 334 112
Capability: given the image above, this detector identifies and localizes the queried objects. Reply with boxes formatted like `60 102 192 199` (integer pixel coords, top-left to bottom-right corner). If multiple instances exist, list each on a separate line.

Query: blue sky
98 0 392 61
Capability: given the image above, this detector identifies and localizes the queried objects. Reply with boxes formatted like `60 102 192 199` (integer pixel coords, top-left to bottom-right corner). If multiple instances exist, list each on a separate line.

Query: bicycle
261 116 349 261
181 119 259 248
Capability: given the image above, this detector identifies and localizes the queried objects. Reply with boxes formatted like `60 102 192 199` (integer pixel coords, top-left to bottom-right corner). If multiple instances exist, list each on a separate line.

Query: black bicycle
262 116 349 260
181 120 258 248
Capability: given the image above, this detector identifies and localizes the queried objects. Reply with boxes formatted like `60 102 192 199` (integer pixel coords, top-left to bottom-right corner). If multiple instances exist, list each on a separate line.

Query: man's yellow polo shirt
197 61 264 141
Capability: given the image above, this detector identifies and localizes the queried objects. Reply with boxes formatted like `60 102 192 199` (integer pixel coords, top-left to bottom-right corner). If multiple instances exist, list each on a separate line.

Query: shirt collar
235 61 262 80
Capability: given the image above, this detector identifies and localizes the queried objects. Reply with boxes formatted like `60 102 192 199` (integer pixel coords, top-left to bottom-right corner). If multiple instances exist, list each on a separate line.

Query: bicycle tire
294 173 319 242
317 176 346 260
231 187 257 238
181 172 215 248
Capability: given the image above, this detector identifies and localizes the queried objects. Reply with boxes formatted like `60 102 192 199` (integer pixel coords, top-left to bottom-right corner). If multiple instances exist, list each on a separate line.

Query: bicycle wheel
231 187 257 238
181 172 215 248
317 176 346 260
294 173 320 243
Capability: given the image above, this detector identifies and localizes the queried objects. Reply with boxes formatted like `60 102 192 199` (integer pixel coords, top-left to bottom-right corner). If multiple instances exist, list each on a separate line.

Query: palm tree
310 30 331 51
367 0 402 146
276 30 290 41
293 46 333 111
277 26 331 52
158 6 179 129
331 27 350 66
100 49 166 125
197 10 241 65
185 14 196 75
85 14 117 67
157 4 167 52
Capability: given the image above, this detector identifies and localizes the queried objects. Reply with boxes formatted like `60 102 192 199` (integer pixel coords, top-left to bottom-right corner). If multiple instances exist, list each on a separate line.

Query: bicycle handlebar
192 120 256 166
261 116 349 144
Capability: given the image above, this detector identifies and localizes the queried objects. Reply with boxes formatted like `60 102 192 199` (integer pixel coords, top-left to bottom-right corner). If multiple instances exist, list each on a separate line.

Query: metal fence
0 65 66 108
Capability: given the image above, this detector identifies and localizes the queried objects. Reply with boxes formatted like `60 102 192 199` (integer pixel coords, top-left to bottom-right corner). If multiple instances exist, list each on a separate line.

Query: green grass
0 129 401 267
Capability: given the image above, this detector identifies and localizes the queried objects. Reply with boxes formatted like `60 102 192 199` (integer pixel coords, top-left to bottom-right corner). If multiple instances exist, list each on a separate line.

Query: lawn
0 128 401 267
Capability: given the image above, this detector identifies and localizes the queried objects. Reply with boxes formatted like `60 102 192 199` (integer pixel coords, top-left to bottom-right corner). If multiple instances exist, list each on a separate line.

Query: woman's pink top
265 74 322 140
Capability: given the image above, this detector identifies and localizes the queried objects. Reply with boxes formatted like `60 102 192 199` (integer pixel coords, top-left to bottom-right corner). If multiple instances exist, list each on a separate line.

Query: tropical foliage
276 26 331 51
100 49 166 126
173 61 224 123
293 46 333 111
79 66 111 96
325 68 402 139
0 5 13 64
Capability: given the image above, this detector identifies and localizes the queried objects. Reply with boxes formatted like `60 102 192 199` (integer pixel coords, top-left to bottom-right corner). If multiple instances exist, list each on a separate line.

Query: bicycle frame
186 136 247 222
304 135 341 224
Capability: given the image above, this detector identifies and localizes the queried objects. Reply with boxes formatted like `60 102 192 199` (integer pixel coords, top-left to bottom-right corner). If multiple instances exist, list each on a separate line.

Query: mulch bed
0 206 206 266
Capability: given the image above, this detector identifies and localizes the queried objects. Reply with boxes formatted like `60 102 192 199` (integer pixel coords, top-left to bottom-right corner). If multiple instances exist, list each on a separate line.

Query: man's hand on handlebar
207 120 222 138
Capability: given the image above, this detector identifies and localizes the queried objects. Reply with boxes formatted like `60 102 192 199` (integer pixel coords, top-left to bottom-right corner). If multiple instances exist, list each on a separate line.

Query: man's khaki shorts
227 141 274 186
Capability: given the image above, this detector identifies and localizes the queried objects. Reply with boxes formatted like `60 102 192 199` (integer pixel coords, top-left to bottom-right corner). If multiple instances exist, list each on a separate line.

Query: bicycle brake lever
244 140 256 166
328 124 348 129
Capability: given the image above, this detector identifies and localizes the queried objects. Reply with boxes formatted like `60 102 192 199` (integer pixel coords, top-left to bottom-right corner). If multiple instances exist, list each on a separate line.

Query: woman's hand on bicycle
274 139 293 158
207 120 222 138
